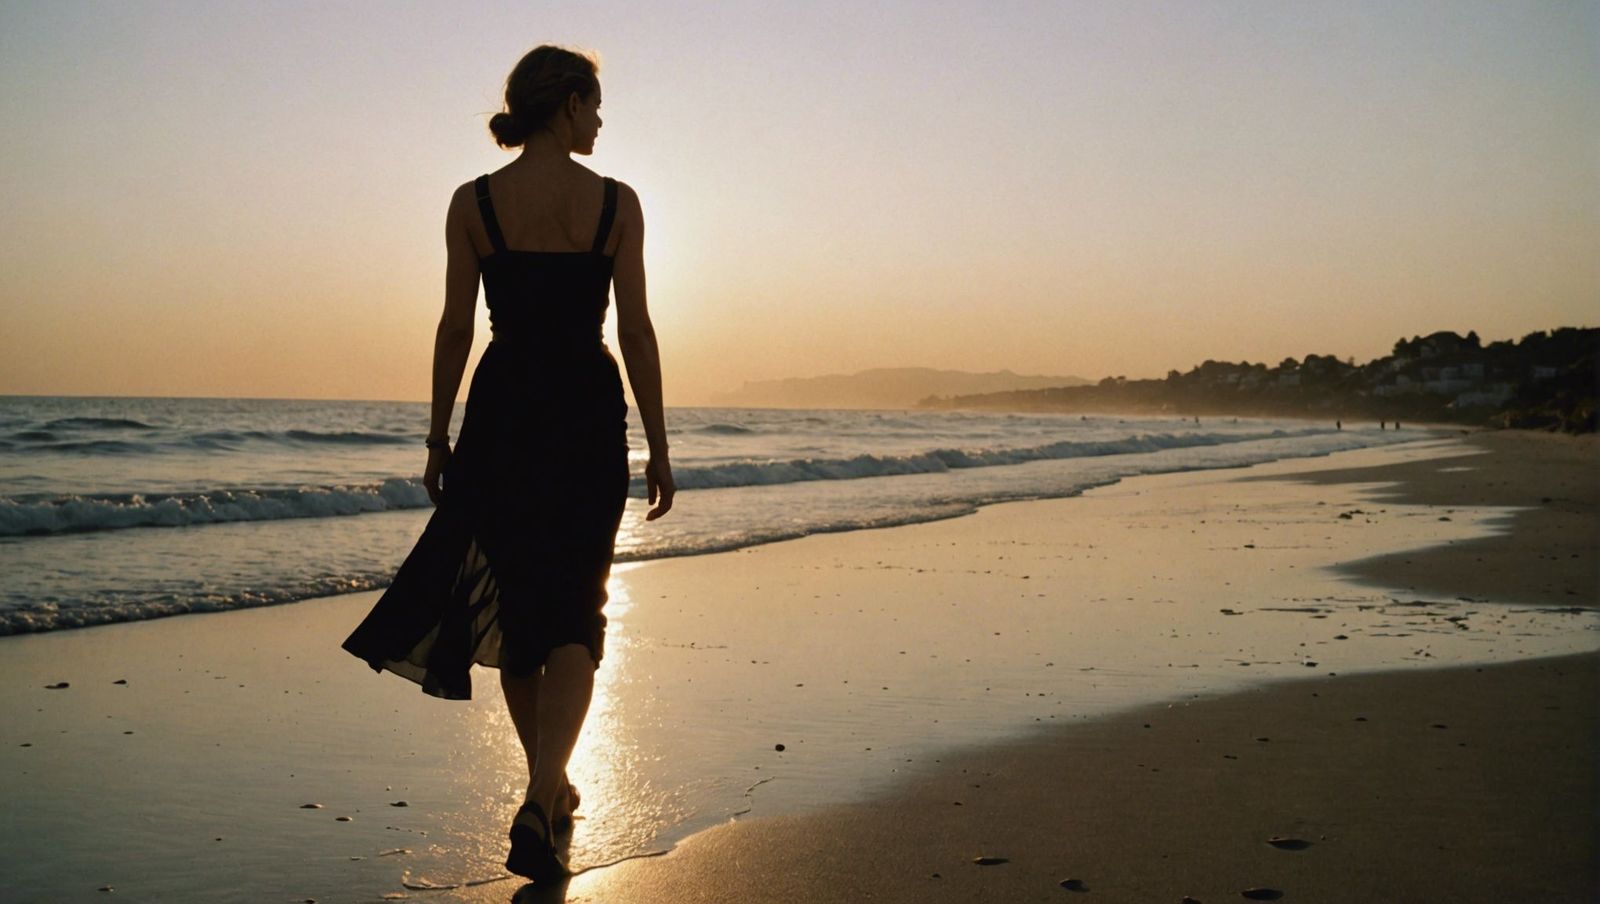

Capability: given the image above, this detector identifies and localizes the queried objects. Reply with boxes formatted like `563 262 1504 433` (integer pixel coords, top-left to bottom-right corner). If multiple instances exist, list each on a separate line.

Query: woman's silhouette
341 44 674 884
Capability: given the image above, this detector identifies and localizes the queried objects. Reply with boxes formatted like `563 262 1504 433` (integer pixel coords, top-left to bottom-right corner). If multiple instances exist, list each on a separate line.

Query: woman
341 44 674 883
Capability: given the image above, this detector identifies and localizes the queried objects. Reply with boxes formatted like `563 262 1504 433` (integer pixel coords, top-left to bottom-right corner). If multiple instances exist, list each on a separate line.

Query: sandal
505 800 566 883
553 779 581 835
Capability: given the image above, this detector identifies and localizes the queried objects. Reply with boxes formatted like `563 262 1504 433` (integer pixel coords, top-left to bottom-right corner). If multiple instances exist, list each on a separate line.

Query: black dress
341 174 631 700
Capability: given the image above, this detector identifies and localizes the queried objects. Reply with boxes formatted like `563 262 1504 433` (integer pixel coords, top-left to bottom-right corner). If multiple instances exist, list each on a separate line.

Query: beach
2 430 1595 903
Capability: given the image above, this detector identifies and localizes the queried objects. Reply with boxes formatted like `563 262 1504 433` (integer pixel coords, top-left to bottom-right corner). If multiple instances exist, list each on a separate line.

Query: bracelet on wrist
424 436 451 450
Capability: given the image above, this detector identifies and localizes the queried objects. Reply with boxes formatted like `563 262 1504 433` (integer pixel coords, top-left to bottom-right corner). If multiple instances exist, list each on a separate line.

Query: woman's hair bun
489 45 600 149
488 111 531 148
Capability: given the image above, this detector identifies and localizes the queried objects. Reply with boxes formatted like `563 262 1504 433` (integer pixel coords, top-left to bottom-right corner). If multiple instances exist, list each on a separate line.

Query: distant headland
918 328 1598 434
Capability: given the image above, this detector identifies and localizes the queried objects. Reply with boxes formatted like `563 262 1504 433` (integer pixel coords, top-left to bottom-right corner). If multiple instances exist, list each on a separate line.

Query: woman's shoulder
443 178 482 229
570 164 641 218
571 161 635 194
448 176 485 207
601 175 642 217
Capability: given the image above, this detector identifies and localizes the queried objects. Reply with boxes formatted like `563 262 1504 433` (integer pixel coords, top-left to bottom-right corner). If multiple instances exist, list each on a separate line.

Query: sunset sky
2 0 1595 406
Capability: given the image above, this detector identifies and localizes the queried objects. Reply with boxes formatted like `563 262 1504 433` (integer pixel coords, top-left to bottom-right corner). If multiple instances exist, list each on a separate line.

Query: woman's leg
500 665 543 792
501 643 595 824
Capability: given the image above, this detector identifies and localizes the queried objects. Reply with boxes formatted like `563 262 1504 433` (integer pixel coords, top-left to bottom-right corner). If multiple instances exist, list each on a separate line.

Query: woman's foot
525 774 582 834
506 800 565 883
554 776 580 833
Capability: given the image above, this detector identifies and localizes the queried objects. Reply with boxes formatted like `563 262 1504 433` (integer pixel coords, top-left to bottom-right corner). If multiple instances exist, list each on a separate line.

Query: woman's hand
424 446 451 506
644 455 675 521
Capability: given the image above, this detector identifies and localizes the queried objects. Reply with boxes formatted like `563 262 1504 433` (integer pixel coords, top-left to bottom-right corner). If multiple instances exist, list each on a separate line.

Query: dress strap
591 177 618 255
473 175 506 254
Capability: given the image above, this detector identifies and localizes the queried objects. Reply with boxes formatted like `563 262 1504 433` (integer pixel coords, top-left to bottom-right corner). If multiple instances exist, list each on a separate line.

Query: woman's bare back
468 161 623 259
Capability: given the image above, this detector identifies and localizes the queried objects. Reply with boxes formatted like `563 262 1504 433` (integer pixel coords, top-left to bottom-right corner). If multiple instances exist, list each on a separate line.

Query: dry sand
2 431 1594 903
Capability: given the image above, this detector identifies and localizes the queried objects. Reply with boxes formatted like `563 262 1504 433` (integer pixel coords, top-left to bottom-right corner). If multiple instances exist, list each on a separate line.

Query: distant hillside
708 367 1092 410
918 328 1598 433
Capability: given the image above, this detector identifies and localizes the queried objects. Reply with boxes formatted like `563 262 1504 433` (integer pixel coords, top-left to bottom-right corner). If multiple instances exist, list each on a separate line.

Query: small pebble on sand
299 803 323 809
1266 836 1311 850
45 682 69 689
1059 877 1086 890
335 815 352 822
973 856 1009 865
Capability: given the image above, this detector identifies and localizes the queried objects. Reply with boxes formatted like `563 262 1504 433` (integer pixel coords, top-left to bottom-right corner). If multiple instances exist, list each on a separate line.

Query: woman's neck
516 130 571 165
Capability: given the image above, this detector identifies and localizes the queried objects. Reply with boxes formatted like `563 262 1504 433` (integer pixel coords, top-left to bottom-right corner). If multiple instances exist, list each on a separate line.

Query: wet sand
1246 429 1599 608
1 431 1595 903
564 650 1597 904
561 430 1599 903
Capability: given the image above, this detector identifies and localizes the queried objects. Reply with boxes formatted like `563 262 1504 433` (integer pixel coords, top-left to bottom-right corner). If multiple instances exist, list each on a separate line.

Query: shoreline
2 424 1443 639
1244 428 1598 608
1 432 1594 902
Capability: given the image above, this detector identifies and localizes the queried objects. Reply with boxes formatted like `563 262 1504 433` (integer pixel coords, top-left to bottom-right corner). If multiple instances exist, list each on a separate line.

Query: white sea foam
0 479 431 536
0 395 1425 634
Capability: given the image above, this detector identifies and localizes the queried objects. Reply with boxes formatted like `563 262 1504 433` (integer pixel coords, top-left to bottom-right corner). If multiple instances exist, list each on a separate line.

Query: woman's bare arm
611 181 674 518
423 184 481 503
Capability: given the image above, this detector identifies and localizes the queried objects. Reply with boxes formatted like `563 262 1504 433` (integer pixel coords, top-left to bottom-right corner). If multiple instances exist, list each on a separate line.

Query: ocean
0 395 1420 635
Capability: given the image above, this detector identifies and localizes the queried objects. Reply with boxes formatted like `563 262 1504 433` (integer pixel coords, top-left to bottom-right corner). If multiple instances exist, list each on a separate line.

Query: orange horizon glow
2 2 1595 407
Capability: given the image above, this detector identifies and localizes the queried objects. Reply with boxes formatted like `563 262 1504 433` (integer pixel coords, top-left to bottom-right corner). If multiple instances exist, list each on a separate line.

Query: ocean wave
281 429 415 445
0 479 431 536
693 423 756 435
1 426 417 454
663 428 1323 490
0 573 394 636
33 439 156 454
41 416 157 430
0 429 1427 636
2 427 1333 535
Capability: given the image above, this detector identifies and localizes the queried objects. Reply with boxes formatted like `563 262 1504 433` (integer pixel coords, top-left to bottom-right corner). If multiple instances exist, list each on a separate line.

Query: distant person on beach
341 44 674 885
